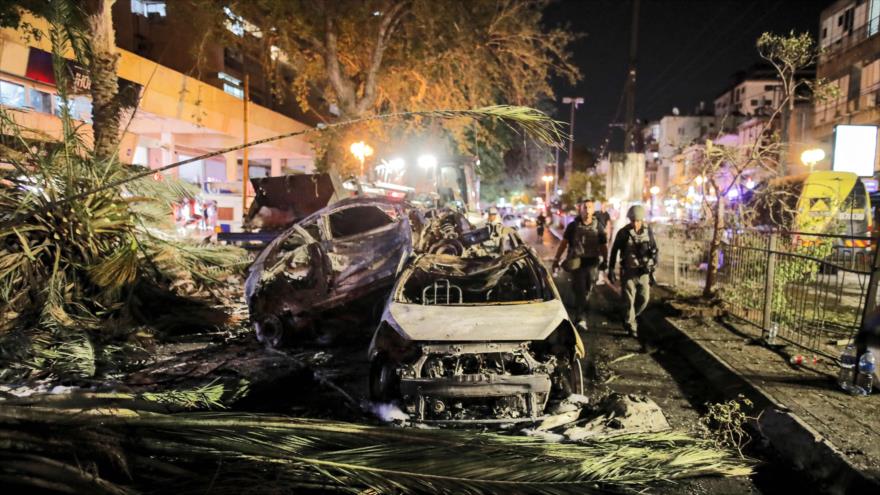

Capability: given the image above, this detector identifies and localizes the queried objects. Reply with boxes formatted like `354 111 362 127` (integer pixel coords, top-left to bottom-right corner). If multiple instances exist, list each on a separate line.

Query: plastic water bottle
854 351 875 396
766 322 779 345
838 344 858 393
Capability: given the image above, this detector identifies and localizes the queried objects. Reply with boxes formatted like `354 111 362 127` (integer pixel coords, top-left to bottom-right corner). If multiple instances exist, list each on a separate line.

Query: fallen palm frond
0 405 755 495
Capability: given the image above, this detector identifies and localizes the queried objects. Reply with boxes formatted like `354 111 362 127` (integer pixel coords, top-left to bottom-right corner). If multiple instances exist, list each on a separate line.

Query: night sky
544 0 832 150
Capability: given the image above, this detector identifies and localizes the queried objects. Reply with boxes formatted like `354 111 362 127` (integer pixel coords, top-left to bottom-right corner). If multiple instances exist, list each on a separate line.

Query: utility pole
623 0 640 153
241 74 250 220
562 96 584 181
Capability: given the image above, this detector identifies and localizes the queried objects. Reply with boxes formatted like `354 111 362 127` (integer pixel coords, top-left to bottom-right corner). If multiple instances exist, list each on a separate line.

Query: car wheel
568 358 585 396
369 355 399 401
255 315 287 349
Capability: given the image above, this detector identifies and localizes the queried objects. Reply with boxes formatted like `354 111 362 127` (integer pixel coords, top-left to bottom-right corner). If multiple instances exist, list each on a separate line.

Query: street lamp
350 141 374 179
417 154 437 170
542 174 554 213
649 185 660 217
561 96 584 180
801 148 826 172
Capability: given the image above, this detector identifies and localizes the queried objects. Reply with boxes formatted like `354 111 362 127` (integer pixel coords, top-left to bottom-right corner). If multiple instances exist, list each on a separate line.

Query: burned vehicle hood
383 246 568 342
386 299 568 342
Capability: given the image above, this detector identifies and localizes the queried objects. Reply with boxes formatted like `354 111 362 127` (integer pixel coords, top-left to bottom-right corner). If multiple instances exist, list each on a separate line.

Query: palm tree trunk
84 0 120 163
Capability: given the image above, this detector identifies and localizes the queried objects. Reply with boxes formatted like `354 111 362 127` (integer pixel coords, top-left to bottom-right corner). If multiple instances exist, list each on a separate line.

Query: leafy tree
696 32 836 297
757 31 839 174
561 171 605 208
197 0 579 175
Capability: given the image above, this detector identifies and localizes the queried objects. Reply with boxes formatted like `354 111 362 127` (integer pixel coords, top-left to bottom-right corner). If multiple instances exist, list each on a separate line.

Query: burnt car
368 245 585 424
246 197 412 347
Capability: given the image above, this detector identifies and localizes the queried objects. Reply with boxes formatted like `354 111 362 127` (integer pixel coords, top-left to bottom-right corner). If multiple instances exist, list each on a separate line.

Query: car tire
255 315 288 349
369 355 399 401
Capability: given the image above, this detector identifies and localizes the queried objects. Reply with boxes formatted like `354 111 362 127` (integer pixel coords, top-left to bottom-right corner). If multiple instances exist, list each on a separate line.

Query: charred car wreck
368 245 584 424
246 197 411 347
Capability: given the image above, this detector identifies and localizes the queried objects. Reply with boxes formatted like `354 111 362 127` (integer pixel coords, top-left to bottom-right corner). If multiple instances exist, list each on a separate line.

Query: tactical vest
569 217 603 259
622 226 653 272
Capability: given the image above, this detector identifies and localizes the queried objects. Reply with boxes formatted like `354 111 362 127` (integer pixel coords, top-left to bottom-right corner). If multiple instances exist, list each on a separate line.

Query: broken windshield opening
329 206 393 238
396 256 551 305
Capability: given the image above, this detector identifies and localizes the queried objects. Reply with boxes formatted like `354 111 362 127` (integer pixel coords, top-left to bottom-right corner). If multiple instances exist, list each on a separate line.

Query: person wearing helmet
552 198 607 330
481 205 520 254
487 206 500 224
608 204 658 337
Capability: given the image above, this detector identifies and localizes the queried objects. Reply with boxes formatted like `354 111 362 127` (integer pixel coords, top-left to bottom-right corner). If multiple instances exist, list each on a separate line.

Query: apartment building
813 0 880 173
0 4 316 232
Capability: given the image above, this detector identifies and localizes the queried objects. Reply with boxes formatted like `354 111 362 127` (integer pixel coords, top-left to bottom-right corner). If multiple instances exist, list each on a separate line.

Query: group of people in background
482 199 658 336
549 198 658 337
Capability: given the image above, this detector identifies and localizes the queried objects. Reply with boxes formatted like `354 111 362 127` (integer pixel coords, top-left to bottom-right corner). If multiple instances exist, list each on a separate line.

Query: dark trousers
570 258 599 321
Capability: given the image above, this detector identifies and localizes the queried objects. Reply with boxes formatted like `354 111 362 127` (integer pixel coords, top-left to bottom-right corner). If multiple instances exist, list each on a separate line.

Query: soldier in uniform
552 198 607 330
608 205 658 337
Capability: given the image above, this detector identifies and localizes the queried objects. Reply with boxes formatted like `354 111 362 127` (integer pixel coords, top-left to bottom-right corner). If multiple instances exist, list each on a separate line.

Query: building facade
813 0 880 174
0 6 315 233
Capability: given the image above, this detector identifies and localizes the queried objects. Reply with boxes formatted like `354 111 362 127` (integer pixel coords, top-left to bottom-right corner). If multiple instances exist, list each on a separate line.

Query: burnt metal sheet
400 374 551 398
246 173 339 230
387 300 568 342
246 197 411 336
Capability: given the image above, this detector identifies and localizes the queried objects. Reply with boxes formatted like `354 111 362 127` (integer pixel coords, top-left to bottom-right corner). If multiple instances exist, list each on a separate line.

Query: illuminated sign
833 125 878 177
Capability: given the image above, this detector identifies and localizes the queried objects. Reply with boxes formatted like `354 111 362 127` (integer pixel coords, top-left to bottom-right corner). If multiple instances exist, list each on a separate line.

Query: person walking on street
608 205 658 337
536 212 547 241
552 198 607 331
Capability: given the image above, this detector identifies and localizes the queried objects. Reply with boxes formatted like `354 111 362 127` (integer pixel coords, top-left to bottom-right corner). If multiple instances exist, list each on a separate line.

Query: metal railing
653 224 879 360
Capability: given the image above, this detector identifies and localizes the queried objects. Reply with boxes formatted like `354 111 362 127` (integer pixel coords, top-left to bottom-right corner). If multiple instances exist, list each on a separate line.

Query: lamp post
562 96 584 180
649 185 660 217
350 141 374 180
800 148 825 173
542 174 554 214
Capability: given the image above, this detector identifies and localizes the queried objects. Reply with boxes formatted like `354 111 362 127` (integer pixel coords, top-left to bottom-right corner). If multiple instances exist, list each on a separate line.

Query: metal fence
652 224 879 360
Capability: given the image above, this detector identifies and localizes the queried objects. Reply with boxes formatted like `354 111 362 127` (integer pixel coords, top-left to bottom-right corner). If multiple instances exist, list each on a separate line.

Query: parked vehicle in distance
501 214 521 230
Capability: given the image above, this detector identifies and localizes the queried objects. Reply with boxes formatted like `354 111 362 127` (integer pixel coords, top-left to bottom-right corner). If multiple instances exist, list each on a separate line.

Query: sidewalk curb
642 311 880 493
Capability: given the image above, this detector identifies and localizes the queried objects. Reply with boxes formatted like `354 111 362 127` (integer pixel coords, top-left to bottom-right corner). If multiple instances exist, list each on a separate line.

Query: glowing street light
800 148 826 172
542 174 554 213
417 154 438 170
350 141 374 178
649 186 660 217
694 175 705 186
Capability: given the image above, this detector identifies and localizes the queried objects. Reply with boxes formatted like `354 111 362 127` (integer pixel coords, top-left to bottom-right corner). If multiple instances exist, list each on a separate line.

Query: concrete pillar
225 152 238 182
160 132 177 177
270 156 282 177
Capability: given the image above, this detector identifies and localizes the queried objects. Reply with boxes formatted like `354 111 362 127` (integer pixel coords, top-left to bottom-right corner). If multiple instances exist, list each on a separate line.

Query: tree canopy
195 0 580 179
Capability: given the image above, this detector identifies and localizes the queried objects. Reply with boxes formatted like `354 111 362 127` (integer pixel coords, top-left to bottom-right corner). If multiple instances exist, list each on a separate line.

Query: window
0 80 25 107
28 88 52 113
54 95 92 122
219 72 244 99
224 7 261 38
764 84 776 91
750 99 758 106
223 83 243 99
131 0 167 17
329 206 392 238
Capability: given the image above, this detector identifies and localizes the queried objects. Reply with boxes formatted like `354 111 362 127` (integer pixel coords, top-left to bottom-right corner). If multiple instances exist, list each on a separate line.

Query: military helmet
626 205 646 221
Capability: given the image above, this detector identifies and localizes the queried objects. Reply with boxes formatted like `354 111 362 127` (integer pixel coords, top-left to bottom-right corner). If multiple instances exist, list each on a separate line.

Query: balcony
820 19 880 63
